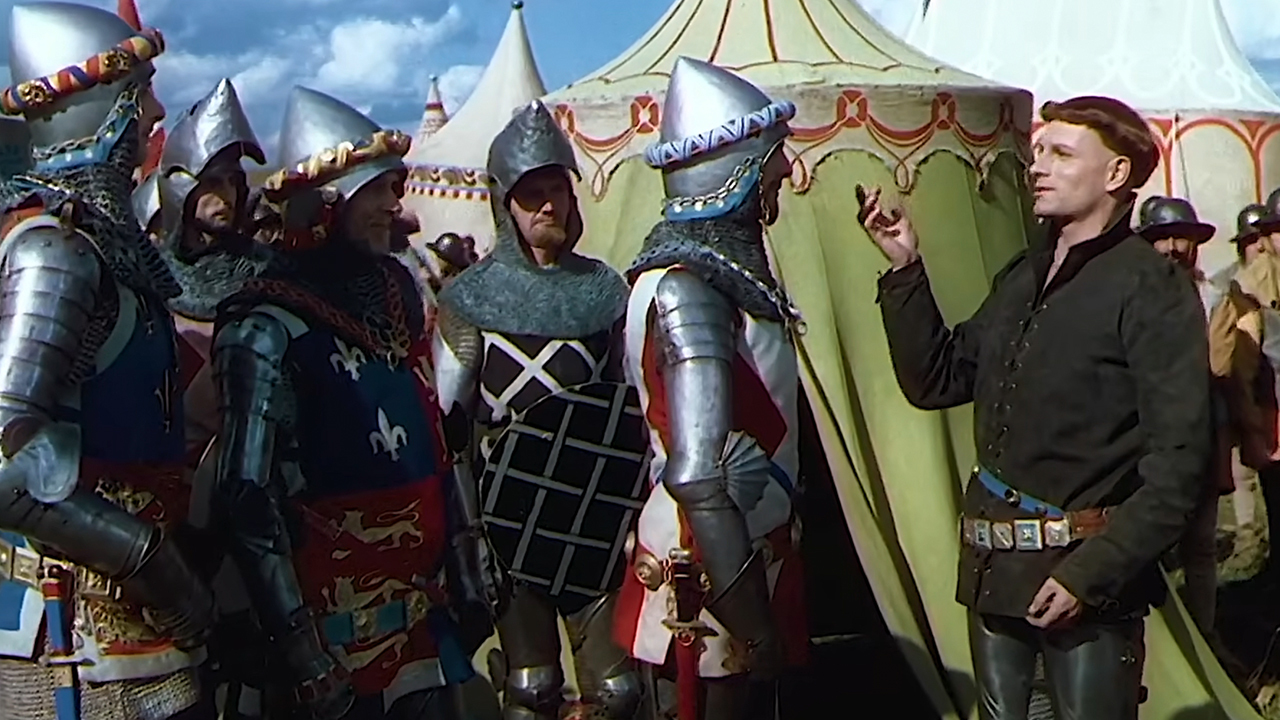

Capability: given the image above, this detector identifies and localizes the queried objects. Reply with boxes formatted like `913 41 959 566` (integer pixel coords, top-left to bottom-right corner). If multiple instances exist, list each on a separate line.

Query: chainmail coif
628 196 788 322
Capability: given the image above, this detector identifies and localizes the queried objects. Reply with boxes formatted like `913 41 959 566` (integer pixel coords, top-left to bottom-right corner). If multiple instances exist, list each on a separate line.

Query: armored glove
704 549 783 680
278 607 355 720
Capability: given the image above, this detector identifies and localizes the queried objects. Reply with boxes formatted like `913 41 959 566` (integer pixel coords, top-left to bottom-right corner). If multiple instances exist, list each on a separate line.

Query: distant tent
910 0 1280 275
415 76 449 140
403 1 546 258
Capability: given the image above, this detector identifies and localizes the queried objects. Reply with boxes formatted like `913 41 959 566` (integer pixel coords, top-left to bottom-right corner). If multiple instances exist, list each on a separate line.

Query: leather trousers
969 611 1145 720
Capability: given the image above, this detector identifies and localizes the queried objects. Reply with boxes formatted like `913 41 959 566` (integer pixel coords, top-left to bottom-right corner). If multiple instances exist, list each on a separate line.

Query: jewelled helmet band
0 29 165 116
261 129 411 202
643 99 796 169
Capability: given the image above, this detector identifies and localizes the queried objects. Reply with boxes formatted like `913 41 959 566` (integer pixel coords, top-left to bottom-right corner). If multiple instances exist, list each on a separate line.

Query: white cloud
313 7 465 95
147 4 480 155
435 64 484 115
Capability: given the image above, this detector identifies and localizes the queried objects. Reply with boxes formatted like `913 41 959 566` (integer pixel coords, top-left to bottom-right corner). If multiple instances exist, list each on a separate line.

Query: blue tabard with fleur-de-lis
287 329 441 496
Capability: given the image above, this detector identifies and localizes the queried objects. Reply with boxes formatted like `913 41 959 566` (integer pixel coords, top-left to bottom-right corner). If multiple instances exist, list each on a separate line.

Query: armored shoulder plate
4 218 103 286
214 309 292 488
652 270 736 365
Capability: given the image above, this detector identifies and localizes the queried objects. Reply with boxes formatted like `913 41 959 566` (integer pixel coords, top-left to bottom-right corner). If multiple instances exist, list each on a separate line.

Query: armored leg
1042 618 1145 720
968 612 1036 720
494 584 563 720
564 594 643 719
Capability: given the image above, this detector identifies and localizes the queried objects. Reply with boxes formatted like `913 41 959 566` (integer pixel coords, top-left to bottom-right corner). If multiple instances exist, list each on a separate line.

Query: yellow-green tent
542 0 1255 717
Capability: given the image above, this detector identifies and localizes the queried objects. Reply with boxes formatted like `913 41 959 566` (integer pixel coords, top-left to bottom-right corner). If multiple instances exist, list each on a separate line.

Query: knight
0 2 217 718
432 100 638 719
152 77 272 470
143 76 275 719
617 57 808 720
211 85 495 719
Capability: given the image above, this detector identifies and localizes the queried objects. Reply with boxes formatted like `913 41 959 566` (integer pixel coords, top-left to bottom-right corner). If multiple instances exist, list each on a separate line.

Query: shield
479 381 650 614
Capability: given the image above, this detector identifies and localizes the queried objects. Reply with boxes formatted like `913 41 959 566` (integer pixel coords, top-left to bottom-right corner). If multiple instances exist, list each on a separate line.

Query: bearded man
212 86 494 720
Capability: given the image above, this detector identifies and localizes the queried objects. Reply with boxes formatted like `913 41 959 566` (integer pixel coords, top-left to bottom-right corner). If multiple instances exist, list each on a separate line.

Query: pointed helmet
5 1 165 168
262 86 409 204
644 57 794 221
487 99 579 202
156 78 264 243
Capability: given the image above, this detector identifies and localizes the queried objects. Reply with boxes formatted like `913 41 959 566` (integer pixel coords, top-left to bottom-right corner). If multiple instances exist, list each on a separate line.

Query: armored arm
651 270 780 676
0 225 211 646
432 307 504 619
213 312 353 719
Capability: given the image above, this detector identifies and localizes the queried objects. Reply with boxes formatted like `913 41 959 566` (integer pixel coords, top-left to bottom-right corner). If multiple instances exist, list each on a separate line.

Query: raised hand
856 184 920 270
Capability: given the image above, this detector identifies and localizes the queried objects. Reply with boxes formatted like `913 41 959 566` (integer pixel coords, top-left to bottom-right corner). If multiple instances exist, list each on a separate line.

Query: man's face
1029 121 1131 219
507 166 573 254
1151 235 1198 270
1265 231 1280 255
188 157 246 234
1242 236 1268 264
758 145 791 227
137 79 165 151
340 170 405 256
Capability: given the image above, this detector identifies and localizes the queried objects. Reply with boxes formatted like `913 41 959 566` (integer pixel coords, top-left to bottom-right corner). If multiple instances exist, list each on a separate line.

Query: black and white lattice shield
480 381 650 614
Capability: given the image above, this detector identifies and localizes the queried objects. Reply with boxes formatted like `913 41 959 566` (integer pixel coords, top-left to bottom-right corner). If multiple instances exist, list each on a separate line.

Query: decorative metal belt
961 510 1109 552
0 535 120 599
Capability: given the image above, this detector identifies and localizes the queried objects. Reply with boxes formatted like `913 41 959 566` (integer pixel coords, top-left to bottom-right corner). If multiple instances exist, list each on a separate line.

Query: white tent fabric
403 1 546 257
908 0 1280 274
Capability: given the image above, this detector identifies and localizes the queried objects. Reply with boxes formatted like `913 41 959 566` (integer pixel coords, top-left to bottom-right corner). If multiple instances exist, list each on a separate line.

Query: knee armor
503 664 564 720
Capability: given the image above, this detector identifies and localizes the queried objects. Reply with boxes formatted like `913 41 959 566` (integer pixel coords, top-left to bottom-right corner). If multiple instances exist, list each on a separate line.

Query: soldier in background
1134 196 1233 639
145 77 276 719
0 2 216 717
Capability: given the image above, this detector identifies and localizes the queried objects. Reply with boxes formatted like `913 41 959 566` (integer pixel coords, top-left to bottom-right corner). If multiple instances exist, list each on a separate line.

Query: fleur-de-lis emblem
368 408 408 461
330 338 366 381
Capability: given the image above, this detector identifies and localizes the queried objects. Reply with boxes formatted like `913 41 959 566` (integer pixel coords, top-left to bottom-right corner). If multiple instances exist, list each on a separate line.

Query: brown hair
1040 96 1157 190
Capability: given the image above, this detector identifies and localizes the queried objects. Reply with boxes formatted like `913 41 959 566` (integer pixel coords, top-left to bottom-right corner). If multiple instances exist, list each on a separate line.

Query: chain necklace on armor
228 240 420 364
629 199 794 325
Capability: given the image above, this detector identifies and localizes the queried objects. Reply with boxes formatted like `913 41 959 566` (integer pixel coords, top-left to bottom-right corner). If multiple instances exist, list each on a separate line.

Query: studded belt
0 534 120 599
960 509 1109 551
320 590 434 647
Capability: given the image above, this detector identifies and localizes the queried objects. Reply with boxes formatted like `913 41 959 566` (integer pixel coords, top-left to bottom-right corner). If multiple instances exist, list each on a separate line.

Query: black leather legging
969 612 1145 720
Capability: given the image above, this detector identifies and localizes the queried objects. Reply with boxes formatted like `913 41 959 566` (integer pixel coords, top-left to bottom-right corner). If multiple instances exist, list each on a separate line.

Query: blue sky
1 0 1279 153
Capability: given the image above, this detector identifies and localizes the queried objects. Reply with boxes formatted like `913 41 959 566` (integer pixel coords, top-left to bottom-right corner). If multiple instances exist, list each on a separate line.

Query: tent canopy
545 0 1029 200
403 1 548 256
908 0 1280 114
